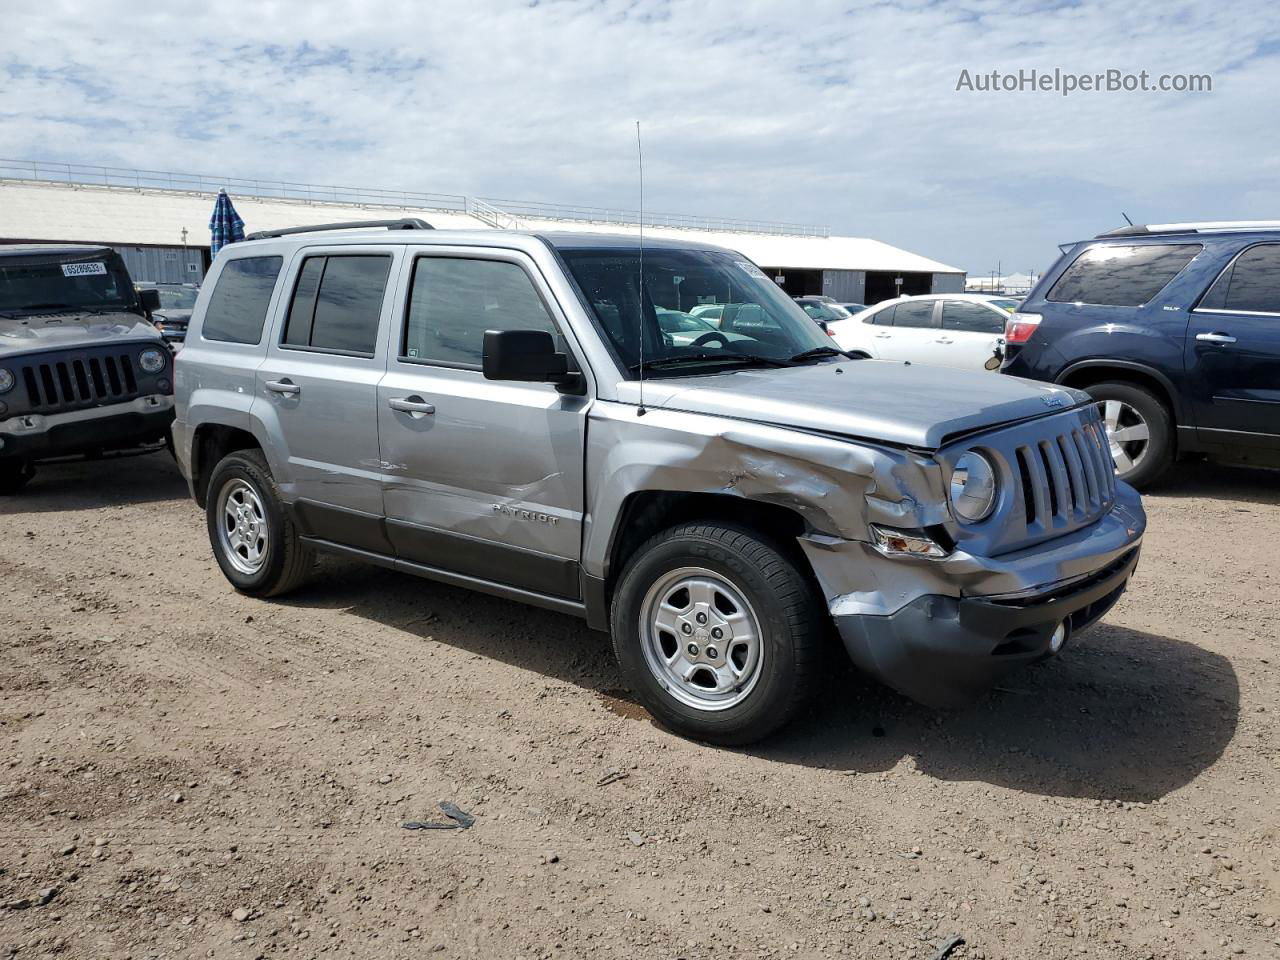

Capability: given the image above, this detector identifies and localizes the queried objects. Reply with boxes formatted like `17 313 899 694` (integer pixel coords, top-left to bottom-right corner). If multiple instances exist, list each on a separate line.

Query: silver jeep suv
173 219 1145 744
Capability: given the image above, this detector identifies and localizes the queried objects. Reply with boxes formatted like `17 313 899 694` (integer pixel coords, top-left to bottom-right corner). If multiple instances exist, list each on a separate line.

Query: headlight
949 451 999 522
138 348 167 374
0 368 13 394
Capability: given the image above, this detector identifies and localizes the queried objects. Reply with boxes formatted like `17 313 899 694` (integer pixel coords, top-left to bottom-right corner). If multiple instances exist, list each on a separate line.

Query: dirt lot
0 453 1277 960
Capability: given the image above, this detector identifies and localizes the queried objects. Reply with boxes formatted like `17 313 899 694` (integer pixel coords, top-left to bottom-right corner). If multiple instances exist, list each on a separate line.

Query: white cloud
2 0 1277 272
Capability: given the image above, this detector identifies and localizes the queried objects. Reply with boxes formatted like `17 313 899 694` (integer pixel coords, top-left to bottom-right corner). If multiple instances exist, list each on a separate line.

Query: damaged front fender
582 400 948 581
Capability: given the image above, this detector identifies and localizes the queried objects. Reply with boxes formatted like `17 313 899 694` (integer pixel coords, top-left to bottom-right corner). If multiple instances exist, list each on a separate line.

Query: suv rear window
1047 243 1201 306
1197 243 1280 314
202 256 283 345
283 255 391 356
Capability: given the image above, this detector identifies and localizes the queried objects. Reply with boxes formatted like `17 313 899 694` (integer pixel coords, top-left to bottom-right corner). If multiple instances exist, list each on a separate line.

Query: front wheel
610 522 826 745
206 449 314 597
1085 381 1173 489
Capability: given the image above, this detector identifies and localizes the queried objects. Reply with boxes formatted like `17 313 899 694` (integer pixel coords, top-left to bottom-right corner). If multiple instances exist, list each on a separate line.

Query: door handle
936 337 954 344
387 396 436 416
874 332 892 339
264 379 300 396
1195 332 1237 344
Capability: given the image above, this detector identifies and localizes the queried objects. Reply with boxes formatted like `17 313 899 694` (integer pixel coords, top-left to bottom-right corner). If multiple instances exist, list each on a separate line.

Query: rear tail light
1005 311 1042 344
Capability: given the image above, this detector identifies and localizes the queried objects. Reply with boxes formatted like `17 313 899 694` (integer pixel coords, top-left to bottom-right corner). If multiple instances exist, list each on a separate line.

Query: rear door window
942 301 1006 333
1047 243 1201 306
1197 243 1280 314
282 255 391 356
891 300 938 328
201 256 283 344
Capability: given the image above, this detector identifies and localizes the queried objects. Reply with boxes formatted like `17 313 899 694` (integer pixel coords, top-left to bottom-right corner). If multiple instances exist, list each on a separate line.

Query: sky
3 0 1279 276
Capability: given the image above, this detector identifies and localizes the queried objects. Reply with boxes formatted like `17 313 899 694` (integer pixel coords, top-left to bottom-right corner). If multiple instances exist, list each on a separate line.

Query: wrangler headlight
0 368 13 394
138 348 167 374
950 450 998 522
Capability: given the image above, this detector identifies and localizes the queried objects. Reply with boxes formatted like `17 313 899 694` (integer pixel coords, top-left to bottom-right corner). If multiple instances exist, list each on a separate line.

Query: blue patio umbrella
209 189 245 256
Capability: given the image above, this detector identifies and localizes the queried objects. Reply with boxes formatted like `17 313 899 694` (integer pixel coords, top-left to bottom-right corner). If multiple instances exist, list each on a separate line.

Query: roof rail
245 217 434 241
1096 220 1280 239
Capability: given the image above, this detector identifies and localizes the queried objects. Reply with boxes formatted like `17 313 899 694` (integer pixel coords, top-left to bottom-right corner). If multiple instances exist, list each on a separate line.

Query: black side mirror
483 329 574 385
138 288 162 313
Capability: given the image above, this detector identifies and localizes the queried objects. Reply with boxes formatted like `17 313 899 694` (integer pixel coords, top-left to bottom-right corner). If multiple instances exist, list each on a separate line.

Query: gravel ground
1 452 1277 960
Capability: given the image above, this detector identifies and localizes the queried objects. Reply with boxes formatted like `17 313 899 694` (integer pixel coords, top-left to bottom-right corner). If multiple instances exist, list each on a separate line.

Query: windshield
151 286 199 310
0 252 137 314
560 247 832 376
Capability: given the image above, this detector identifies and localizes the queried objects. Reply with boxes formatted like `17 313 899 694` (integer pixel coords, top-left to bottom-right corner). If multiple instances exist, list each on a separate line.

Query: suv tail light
1005 311 1042 344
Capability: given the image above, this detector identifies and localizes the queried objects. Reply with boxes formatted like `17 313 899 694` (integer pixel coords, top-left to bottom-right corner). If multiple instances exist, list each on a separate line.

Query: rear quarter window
1047 243 1201 306
201 256 283 344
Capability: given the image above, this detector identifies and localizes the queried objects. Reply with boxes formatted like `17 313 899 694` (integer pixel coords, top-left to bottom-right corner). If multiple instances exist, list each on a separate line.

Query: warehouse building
0 161 964 299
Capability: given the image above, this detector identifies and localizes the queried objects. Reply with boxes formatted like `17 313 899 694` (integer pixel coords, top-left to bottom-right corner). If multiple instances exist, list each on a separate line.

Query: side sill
300 537 589 620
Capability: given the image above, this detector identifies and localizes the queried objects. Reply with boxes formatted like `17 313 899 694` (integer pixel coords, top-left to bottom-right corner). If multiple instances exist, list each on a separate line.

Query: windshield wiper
629 352 797 372
788 346 851 363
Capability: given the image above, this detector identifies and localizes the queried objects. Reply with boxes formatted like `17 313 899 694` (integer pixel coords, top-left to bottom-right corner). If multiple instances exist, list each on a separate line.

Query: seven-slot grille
1013 418 1116 533
20 350 141 414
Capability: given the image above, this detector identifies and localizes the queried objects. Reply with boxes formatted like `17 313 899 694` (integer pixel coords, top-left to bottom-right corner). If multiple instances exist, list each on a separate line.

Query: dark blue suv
1002 222 1280 487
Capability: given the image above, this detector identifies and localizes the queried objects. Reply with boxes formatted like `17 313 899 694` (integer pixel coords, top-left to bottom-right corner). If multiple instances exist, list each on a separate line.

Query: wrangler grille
20 351 140 413
1013 419 1115 534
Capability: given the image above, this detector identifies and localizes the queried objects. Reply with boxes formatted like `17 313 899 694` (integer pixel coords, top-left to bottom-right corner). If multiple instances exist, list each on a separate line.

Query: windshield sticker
62 262 108 277
734 260 769 281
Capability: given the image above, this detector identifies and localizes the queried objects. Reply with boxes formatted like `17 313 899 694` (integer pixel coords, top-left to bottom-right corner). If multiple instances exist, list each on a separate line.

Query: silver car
173 220 1145 744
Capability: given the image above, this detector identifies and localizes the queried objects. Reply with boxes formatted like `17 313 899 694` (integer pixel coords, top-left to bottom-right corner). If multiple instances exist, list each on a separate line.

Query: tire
0 461 35 495
1085 381 1174 489
205 449 314 597
610 522 826 745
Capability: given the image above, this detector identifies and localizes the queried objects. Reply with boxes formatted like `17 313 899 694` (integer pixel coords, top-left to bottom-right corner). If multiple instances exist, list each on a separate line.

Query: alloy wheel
1100 398 1151 476
638 566 765 711
216 478 269 575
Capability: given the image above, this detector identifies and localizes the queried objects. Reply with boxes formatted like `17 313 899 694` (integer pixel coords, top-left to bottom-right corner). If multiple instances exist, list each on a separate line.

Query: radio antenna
1121 211 1134 226
635 120 647 417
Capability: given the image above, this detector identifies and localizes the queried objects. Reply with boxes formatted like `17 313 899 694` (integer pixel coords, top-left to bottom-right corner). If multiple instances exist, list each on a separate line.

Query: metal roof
0 178 964 276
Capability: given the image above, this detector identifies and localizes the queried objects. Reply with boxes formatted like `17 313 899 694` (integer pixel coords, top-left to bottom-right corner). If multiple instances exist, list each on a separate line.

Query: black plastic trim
300 538 587 619
386 518 580 599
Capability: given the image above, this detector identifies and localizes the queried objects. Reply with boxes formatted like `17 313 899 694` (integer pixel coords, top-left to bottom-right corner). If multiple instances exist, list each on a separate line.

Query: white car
827 294 1020 371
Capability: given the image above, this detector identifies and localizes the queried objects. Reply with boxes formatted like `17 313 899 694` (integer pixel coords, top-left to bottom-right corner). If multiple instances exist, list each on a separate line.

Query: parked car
0 245 174 493
836 302 868 314
793 295 854 334
1003 221 1280 487
655 307 750 346
174 219 1144 745
135 281 199 345
828 294 1018 370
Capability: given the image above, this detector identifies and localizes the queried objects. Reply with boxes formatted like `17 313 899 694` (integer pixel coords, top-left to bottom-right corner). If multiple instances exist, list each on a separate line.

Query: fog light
869 525 948 559
1049 622 1068 654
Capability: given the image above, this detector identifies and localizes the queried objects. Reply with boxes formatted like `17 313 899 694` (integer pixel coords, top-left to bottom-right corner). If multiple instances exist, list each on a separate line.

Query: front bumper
834 545 1138 707
0 395 174 462
812 484 1146 708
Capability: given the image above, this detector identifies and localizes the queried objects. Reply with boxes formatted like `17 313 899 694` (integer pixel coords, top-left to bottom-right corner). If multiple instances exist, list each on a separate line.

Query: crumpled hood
631 360 1088 450
0 311 162 359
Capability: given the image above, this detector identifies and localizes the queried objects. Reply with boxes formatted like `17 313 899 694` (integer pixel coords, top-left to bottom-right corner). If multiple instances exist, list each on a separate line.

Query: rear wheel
0 461 35 495
206 449 314 597
1085 381 1173 489
610 522 825 745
